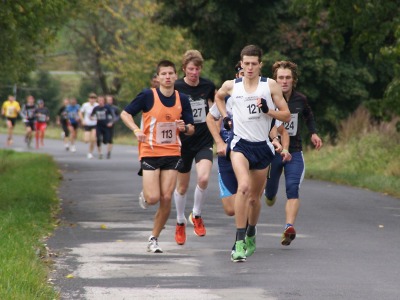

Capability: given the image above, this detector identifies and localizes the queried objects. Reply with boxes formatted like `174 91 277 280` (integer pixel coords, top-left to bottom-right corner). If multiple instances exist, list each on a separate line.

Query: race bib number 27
191 100 206 124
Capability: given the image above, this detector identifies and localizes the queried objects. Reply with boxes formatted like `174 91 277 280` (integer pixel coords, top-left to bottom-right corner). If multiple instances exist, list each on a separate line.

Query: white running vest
230 77 275 142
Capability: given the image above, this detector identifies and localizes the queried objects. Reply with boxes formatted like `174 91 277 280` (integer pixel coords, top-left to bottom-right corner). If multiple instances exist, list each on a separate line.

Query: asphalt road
2 134 400 300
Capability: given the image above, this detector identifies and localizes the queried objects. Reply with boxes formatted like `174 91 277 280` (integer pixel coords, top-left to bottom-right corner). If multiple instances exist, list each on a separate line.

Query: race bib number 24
284 113 298 136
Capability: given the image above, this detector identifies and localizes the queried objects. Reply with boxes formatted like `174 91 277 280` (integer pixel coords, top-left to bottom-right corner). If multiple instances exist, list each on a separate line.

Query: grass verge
0 150 59 299
304 107 400 199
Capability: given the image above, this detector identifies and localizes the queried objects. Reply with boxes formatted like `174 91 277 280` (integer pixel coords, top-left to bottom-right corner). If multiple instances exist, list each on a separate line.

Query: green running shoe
245 235 256 257
231 240 246 262
265 195 277 207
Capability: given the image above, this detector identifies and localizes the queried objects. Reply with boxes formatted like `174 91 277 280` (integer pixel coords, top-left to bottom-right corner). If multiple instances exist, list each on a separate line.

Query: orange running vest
138 88 182 159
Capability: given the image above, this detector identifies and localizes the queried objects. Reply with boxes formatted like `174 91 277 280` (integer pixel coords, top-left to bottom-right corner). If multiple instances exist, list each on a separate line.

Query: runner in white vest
215 44 290 262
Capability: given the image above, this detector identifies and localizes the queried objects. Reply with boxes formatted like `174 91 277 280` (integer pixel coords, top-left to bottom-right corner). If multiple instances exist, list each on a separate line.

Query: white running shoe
87 153 93 159
147 237 163 253
138 191 148 209
70 145 76 152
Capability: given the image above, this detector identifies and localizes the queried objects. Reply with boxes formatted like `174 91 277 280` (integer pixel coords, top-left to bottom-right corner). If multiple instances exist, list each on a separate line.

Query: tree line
0 0 399 138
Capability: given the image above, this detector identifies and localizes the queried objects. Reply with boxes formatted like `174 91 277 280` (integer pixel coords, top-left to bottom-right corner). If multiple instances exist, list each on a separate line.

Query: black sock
236 228 246 241
247 225 256 237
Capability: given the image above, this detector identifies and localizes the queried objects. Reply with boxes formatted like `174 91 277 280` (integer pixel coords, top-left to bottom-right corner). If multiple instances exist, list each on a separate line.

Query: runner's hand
258 98 269 113
223 117 232 130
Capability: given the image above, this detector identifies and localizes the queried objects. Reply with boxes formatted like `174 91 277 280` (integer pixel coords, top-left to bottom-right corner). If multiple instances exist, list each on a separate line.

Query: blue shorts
265 151 305 200
218 169 237 198
230 137 275 170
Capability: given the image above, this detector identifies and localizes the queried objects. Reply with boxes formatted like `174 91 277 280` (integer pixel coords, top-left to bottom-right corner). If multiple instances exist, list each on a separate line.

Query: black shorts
141 156 183 171
69 122 79 130
109 126 115 143
61 121 70 137
179 146 213 173
25 120 35 131
7 117 17 127
96 126 111 145
84 125 96 131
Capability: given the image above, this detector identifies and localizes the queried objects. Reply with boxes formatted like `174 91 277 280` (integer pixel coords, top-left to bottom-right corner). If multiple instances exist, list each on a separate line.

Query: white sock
174 189 187 224
193 185 206 217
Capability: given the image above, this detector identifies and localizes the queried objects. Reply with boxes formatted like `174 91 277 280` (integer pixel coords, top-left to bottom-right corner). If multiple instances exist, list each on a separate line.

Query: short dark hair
234 61 242 74
240 45 263 62
156 60 176 74
272 61 298 87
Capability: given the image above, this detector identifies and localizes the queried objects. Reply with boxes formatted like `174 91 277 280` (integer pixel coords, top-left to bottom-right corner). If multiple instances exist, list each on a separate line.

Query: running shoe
87 153 93 159
175 223 186 245
231 240 246 262
245 235 256 257
106 152 111 159
147 237 163 253
138 191 148 209
265 195 277 207
189 212 206 236
70 145 76 152
65 143 70 151
281 225 296 246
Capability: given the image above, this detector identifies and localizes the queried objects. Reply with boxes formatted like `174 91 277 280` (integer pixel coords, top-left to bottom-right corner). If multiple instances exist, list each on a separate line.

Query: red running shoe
189 212 206 236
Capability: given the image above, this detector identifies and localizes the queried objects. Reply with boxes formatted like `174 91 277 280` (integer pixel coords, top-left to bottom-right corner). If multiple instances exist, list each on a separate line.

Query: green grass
304 107 400 199
0 150 60 299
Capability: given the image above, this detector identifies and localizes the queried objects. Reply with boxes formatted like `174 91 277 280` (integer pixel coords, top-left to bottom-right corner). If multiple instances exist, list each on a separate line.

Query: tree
157 0 400 137
64 0 192 104
290 0 400 119
0 1 76 83
157 0 286 79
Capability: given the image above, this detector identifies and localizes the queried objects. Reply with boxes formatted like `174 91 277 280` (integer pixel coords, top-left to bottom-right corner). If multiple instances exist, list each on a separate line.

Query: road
2 134 400 299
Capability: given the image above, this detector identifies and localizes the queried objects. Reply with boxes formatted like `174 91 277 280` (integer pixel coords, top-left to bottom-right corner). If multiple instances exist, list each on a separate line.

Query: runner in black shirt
265 61 323 246
91 95 115 159
173 50 216 245
20 95 36 148
105 95 120 159
57 98 70 151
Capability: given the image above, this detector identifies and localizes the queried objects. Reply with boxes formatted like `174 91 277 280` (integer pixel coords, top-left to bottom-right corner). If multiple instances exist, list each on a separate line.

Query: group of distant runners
2 95 50 149
120 44 323 262
1 93 120 159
